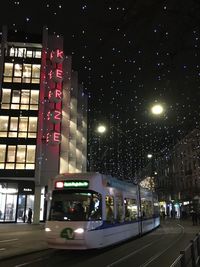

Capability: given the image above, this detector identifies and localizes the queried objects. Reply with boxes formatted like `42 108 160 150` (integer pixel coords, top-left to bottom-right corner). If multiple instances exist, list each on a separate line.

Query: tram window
49 190 102 221
141 199 153 218
105 196 114 223
153 200 160 217
124 198 138 221
116 196 123 222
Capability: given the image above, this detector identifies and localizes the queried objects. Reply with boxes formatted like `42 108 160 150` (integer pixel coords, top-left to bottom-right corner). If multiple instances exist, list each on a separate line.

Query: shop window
0 183 18 222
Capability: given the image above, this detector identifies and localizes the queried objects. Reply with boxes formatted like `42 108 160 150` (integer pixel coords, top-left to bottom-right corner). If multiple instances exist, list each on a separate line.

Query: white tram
45 172 160 249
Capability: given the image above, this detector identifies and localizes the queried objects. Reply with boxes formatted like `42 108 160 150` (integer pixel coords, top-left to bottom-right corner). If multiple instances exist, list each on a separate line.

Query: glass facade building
0 26 87 223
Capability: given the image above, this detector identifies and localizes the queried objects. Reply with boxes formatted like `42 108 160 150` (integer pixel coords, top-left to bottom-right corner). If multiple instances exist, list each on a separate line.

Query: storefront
0 180 46 223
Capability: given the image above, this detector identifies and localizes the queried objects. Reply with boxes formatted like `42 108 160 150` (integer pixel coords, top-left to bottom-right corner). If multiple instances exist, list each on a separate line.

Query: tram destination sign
55 180 89 189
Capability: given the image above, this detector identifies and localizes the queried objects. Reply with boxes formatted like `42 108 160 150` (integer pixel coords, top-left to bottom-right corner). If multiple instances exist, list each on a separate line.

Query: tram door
17 195 34 222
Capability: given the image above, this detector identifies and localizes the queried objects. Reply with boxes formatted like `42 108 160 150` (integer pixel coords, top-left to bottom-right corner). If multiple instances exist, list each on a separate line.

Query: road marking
14 256 49 267
106 240 158 267
139 224 185 267
0 248 6 251
0 238 18 243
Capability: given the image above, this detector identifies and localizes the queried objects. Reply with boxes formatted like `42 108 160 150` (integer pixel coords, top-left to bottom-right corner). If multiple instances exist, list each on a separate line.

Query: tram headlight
45 227 52 232
74 228 84 234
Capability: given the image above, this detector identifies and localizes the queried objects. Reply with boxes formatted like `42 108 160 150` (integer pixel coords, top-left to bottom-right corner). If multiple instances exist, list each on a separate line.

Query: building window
1 89 39 110
0 144 36 170
8 47 41 59
3 63 41 84
0 116 38 138
0 116 9 137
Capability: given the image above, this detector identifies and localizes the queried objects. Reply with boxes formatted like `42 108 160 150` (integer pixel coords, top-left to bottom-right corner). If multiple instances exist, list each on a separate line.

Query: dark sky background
1 0 200 179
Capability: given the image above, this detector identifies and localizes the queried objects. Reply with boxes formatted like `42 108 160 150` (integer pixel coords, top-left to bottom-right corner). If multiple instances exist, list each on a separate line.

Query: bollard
180 250 186 267
196 233 200 264
190 240 196 267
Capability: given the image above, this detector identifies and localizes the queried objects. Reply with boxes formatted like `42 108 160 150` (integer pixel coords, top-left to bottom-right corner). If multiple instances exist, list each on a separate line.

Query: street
0 219 199 267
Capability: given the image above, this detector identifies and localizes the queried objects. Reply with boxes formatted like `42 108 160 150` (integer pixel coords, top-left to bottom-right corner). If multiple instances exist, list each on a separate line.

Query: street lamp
97 124 106 134
150 104 164 116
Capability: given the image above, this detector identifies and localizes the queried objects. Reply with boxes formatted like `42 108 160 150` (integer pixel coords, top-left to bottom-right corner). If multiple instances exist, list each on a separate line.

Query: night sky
1 0 200 179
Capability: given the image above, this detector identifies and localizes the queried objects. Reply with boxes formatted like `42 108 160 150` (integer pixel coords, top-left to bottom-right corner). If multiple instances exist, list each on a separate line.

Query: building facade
0 26 87 223
147 129 200 217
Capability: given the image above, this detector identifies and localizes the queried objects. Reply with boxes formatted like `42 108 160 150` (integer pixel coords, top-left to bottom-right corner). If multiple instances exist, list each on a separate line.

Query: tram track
1 220 197 267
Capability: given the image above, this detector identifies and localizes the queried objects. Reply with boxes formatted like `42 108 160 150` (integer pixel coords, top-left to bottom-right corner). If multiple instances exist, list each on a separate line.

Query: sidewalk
0 223 48 260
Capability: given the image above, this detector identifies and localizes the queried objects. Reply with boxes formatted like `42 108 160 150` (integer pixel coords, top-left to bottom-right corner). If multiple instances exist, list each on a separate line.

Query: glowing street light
97 125 106 134
147 153 153 159
151 104 164 115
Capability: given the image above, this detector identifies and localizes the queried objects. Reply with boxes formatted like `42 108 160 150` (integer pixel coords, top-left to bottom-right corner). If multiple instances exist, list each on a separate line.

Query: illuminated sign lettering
63 180 89 188
50 49 64 64
48 89 62 103
47 110 62 123
45 48 64 145
46 131 61 144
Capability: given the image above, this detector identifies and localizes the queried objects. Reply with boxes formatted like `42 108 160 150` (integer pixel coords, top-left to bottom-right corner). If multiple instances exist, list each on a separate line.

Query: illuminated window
11 90 20 109
9 117 18 137
26 145 36 163
18 117 28 138
3 63 13 82
7 146 16 162
26 50 32 57
28 117 38 138
3 62 41 84
0 116 9 137
0 145 36 169
16 145 26 163
32 64 41 83
0 145 6 168
20 90 30 109
1 89 39 110
18 48 26 57
0 116 38 138
14 64 22 77
22 64 31 83
1 89 11 109
35 51 41 58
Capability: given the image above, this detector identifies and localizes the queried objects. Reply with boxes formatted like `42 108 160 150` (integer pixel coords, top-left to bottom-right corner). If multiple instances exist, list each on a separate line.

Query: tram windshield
49 190 102 221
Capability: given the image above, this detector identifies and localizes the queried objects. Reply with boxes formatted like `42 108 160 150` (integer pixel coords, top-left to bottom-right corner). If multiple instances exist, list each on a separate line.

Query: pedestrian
191 209 198 225
27 208 33 224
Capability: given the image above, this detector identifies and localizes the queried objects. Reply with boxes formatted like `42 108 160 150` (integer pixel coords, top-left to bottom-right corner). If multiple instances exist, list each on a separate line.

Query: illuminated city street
0 219 199 267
